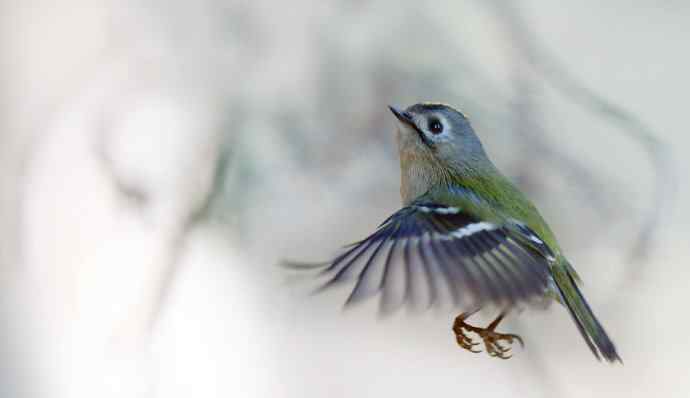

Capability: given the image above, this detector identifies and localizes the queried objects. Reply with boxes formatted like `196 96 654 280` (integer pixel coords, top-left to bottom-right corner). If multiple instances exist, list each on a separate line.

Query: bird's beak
388 105 432 148
388 105 415 128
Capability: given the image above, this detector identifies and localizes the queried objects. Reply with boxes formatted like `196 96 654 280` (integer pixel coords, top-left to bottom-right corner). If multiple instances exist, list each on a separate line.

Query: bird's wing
307 202 553 314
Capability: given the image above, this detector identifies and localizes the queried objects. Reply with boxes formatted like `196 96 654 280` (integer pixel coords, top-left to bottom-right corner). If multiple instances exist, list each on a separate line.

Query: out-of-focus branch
490 0 675 265
511 73 621 222
94 107 227 339
142 134 232 331
94 126 149 210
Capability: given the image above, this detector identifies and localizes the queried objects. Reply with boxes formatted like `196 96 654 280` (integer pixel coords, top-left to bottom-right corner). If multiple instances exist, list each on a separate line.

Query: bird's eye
428 118 444 134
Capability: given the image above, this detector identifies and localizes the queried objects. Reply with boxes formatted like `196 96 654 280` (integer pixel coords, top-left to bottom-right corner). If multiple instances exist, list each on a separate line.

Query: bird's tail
551 262 622 363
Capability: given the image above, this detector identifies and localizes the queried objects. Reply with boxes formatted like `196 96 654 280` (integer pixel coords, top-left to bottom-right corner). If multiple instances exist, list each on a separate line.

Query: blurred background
0 0 687 397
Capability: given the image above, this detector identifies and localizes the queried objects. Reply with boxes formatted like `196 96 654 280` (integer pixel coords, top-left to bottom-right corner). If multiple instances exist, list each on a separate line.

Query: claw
495 342 510 353
455 329 482 353
452 311 524 360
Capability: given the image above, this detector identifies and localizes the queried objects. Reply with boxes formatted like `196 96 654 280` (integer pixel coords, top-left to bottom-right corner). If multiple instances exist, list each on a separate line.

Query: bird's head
389 103 489 202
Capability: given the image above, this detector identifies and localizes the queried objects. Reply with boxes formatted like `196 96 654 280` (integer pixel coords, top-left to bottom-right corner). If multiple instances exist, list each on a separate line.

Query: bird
290 103 621 362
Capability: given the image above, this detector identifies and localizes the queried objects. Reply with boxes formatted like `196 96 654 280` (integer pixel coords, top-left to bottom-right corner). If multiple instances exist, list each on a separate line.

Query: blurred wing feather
313 202 552 314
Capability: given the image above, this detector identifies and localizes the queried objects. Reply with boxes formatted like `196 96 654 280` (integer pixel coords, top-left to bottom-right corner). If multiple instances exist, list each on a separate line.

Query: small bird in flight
291 103 621 362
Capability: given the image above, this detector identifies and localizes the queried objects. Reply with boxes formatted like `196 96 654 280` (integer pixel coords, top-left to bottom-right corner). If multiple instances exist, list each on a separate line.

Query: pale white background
1 1 688 397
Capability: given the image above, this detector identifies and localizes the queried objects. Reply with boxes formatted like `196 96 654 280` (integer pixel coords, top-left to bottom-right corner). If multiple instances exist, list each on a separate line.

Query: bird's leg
452 311 524 359
452 310 481 353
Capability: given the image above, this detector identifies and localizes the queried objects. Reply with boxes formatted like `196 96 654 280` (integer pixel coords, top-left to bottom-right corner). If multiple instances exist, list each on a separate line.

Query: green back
425 167 562 255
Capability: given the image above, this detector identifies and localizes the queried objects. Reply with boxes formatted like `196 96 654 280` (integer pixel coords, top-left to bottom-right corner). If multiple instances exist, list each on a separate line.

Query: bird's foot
480 329 523 359
452 312 524 360
452 312 484 354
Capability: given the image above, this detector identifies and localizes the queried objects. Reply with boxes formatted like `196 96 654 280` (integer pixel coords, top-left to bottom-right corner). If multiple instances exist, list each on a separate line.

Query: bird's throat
399 153 445 205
